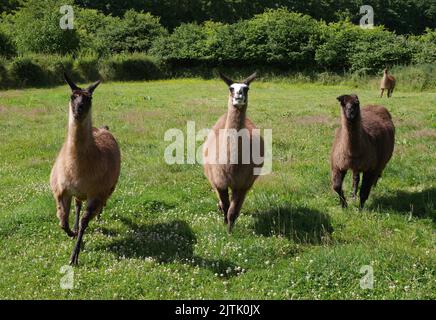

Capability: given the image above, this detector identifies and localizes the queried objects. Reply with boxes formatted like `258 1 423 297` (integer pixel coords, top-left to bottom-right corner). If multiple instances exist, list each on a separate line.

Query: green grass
0 79 435 299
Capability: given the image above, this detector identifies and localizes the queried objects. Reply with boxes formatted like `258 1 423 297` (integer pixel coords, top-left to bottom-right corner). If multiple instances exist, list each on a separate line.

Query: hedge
0 53 164 88
149 10 436 73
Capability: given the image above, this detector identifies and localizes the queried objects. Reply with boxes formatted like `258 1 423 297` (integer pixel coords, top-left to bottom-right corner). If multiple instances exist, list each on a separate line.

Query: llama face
219 71 256 109
337 94 360 123
70 90 93 121
230 83 249 108
64 73 101 122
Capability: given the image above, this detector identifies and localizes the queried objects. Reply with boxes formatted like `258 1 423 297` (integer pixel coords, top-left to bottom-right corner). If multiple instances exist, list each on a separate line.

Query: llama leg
387 89 391 98
352 171 360 199
332 169 347 208
227 189 247 234
359 172 376 209
55 193 74 237
70 199 102 266
216 188 230 224
380 89 384 98
73 199 82 234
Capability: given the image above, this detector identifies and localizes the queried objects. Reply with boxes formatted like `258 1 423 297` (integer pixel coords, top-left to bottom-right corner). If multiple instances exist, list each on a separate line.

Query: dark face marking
71 90 92 121
337 94 360 123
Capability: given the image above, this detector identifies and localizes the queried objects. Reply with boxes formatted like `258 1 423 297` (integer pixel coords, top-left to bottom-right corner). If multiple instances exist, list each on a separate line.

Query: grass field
0 79 434 299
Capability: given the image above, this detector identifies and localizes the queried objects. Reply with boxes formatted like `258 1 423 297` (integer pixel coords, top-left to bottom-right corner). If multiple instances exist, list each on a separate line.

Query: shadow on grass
253 205 333 245
370 188 436 222
102 217 238 277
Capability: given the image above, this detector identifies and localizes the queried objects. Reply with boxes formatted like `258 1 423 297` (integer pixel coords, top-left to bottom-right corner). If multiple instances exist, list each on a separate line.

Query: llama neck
66 107 94 153
225 96 246 130
340 113 362 157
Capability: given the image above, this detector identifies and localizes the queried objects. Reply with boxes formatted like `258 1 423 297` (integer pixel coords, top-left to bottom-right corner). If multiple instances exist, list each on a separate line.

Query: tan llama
203 72 264 233
50 73 121 265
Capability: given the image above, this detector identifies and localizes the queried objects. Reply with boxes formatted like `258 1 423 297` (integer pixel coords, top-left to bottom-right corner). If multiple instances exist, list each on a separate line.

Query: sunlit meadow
0 79 434 299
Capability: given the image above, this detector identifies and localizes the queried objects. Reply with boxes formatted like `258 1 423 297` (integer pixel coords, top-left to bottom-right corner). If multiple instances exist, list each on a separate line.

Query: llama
331 94 395 209
50 73 121 265
380 67 396 98
203 72 264 233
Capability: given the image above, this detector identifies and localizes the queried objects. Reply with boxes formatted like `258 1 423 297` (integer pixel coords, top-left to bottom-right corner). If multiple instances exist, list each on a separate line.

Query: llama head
219 71 257 108
384 67 389 74
64 73 101 121
337 94 360 123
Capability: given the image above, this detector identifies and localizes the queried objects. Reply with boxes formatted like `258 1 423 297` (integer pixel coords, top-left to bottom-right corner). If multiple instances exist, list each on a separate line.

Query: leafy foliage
152 10 322 68
99 53 163 81
409 29 436 64
0 30 15 57
73 0 436 35
1 0 80 54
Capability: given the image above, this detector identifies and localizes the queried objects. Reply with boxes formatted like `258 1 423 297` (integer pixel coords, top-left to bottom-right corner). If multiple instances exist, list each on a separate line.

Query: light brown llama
380 67 396 98
203 72 264 233
50 73 121 265
331 94 395 209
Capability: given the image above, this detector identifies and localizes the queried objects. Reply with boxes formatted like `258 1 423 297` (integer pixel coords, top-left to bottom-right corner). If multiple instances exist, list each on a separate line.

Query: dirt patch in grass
187 98 219 108
0 105 47 119
122 109 167 133
411 128 436 138
394 117 420 129
295 115 335 126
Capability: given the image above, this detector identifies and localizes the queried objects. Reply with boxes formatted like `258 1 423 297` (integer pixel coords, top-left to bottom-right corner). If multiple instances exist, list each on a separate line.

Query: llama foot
69 252 79 266
62 226 78 238
227 222 234 234
217 202 229 224
340 199 348 208
69 247 80 266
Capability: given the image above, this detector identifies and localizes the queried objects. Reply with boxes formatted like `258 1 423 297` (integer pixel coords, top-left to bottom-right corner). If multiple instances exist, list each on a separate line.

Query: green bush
315 21 364 72
89 10 167 56
99 53 163 81
31 54 75 84
349 29 412 74
0 30 15 57
316 22 414 74
6 54 76 87
150 23 209 65
410 29 436 65
73 0 436 35
242 9 322 67
74 53 100 81
202 21 246 63
0 58 9 88
151 9 323 68
75 9 114 55
9 56 46 87
2 0 80 55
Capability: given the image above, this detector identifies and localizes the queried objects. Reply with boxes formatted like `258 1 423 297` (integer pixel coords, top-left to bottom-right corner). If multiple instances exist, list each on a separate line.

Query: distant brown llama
380 67 396 98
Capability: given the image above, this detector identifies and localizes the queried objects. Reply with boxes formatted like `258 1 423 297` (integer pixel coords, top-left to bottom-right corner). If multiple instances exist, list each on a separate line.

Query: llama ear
86 80 101 94
64 73 80 91
243 72 257 85
352 94 360 104
336 95 346 105
218 71 234 87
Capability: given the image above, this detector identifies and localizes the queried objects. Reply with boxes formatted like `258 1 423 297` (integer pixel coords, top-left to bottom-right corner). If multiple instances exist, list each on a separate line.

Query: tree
3 0 80 54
